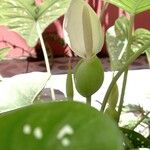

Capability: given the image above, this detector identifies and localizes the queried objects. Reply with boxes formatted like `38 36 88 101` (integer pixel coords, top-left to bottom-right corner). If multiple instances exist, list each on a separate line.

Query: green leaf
105 107 118 122
0 0 71 47
0 47 10 60
131 28 150 65
131 28 150 66
37 0 71 36
106 18 150 71
107 82 119 109
121 128 150 148
106 16 133 71
0 0 37 47
106 0 150 15
132 28 150 53
0 101 124 150
0 72 50 113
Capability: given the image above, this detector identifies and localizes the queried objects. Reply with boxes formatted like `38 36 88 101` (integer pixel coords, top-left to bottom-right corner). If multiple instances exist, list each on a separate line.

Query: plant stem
131 111 150 130
36 22 56 100
100 41 150 112
86 96 91 106
117 69 128 123
66 60 74 100
101 15 134 113
116 15 135 122
36 22 51 74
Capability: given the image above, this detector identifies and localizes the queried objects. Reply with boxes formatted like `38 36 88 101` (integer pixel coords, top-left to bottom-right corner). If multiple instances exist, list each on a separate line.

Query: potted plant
0 0 149 149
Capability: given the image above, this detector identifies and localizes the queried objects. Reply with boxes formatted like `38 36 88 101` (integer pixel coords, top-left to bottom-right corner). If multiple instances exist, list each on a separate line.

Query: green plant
0 0 150 149
0 0 71 100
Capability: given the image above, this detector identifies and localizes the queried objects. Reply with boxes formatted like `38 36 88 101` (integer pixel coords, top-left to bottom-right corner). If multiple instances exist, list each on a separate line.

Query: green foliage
106 17 150 71
105 83 119 121
0 0 71 47
74 56 104 98
0 47 10 60
106 0 150 15
123 104 145 114
0 72 50 113
131 28 150 65
107 82 119 109
105 107 118 121
0 101 124 150
131 28 150 64
132 28 150 53
121 128 150 149
0 0 149 148
106 16 133 71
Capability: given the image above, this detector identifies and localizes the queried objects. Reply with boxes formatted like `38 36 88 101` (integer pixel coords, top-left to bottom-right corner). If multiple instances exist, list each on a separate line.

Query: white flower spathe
63 0 104 59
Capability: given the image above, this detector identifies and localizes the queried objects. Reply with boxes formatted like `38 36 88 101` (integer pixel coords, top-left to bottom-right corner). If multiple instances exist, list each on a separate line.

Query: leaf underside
106 0 150 14
0 72 50 113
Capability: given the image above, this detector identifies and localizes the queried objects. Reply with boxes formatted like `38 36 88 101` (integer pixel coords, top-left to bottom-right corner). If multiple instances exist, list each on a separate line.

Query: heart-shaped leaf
106 0 150 15
131 28 150 66
0 72 50 113
0 101 124 150
121 128 150 148
0 0 71 47
106 16 133 71
132 28 150 53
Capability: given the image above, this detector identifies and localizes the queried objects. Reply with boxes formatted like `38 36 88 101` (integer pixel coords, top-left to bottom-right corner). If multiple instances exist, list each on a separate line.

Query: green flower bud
108 83 119 109
74 56 104 97
66 64 74 100
105 107 118 122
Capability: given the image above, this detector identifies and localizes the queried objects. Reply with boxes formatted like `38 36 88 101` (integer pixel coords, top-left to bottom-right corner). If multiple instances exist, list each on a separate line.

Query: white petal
63 0 86 58
82 5 93 58
87 3 104 55
63 0 104 58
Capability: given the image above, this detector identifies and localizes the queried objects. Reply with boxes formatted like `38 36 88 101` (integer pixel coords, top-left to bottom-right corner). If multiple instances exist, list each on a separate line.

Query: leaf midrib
17 0 36 20
37 0 57 19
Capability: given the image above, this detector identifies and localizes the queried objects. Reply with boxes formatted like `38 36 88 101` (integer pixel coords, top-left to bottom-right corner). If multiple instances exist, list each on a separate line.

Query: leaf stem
36 21 56 100
117 69 128 123
66 60 74 100
101 15 134 113
116 15 135 122
131 111 150 130
36 22 51 74
100 41 150 112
